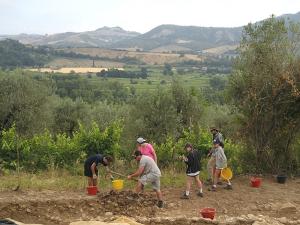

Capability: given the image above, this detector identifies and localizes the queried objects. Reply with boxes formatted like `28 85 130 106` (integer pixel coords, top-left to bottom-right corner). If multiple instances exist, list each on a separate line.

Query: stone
168 203 175 208
26 208 31 213
278 217 288 224
105 212 113 217
278 203 297 214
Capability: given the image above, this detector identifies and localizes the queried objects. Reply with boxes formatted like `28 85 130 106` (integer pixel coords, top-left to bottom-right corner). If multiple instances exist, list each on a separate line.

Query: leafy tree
163 63 174 75
209 76 226 91
228 16 300 173
53 98 91 136
0 39 51 68
0 71 53 136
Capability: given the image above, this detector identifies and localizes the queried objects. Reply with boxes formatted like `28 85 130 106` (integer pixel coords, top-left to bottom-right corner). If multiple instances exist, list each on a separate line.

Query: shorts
139 174 161 191
187 171 200 177
216 163 227 170
84 163 98 177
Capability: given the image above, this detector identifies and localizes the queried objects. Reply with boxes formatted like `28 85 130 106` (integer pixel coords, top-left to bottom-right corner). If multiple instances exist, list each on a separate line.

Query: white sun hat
136 137 146 144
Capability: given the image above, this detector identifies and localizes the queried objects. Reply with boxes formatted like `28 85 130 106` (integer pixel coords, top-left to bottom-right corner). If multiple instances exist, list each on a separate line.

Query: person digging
127 151 164 208
84 154 114 191
180 143 204 199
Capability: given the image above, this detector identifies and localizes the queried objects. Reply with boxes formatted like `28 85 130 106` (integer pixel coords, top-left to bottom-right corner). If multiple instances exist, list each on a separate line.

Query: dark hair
185 143 193 149
104 156 114 163
134 150 142 157
210 127 219 132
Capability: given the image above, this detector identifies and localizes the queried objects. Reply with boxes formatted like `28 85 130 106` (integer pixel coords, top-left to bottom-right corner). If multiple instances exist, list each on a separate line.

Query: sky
0 0 300 35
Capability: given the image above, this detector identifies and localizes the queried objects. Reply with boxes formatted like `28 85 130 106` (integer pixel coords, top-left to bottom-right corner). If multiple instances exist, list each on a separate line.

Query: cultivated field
60 48 204 65
46 57 124 68
28 67 123 74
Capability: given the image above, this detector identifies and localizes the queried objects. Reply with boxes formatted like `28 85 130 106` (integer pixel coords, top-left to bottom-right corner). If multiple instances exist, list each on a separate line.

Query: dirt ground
0 176 299 225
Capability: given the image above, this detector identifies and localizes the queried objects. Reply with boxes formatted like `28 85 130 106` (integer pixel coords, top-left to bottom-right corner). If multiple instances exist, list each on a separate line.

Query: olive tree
228 16 300 173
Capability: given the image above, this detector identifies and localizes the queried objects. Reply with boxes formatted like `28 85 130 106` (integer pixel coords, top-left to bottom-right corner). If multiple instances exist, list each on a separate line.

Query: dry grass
60 48 204 65
0 169 189 191
46 57 124 68
28 67 123 74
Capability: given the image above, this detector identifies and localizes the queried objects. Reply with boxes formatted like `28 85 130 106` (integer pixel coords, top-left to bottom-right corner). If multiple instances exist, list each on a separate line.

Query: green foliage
0 71 53 136
163 63 174 75
0 39 51 68
228 16 300 173
0 122 123 172
152 128 245 174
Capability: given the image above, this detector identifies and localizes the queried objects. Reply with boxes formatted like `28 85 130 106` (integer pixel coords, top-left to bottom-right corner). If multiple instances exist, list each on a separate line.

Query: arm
153 150 158 164
128 166 145 179
104 166 114 180
149 144 157 163
90 162 97 177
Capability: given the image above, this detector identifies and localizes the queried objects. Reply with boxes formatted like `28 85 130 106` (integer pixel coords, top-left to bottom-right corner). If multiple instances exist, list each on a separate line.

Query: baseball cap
213 139 221 145
137 137 146 144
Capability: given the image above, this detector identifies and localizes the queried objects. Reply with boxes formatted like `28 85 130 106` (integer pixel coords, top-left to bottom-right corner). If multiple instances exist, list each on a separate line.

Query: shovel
110 170 138 182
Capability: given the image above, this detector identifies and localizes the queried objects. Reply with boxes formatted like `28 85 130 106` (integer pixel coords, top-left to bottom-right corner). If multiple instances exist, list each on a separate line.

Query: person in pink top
136 137 158 163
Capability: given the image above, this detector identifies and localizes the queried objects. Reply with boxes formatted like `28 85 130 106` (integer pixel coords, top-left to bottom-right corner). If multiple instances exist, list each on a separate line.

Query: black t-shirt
185 150 201 174
84 154 107 168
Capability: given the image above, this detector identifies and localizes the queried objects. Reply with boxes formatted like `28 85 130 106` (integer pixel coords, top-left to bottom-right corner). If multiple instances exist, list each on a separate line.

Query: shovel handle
110 170 139 182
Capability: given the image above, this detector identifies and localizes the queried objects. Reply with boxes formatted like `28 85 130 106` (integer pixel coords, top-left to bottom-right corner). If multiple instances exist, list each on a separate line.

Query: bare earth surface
0 176 299 225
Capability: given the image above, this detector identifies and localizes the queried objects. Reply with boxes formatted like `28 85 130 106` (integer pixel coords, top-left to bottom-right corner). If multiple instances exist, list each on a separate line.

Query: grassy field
89 67 212 93
27 65 220 93
0 169 189 191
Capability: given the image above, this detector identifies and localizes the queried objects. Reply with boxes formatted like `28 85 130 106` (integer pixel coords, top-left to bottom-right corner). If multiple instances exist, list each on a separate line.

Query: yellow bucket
221 167 233 180
112 179 124 191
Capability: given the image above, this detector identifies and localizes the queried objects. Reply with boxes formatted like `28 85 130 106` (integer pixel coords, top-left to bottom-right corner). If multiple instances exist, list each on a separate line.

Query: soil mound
98 191 157 217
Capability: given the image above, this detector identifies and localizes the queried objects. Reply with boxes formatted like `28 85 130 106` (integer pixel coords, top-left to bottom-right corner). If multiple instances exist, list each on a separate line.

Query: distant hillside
0 27 140 48
1 12 300 52
111 25 242 51
112 12 300 52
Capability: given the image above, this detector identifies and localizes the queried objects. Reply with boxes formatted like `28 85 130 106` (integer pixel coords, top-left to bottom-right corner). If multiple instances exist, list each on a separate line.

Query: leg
195 175 203 189
87 177 93 186
195 175 204 197
207 158 213 180
181 176 192 199
186 176 193 194
213 169 221 187
92 177 98 186
152 178 163 208
135 181 144 193
155 190 163 201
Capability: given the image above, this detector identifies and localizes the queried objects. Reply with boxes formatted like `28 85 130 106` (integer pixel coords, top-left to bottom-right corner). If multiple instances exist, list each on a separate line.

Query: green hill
0 39 51 68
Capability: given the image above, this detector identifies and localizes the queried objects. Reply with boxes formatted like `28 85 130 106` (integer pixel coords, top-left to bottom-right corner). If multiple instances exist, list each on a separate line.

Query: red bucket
200 208 216 220
250 177 261 188
87 186 97 195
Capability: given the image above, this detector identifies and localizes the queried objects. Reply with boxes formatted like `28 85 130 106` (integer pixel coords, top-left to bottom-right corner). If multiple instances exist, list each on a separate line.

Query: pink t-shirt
138 143 156 160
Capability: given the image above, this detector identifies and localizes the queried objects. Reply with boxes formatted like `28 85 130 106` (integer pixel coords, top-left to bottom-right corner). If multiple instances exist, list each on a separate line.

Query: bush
0 122 123 172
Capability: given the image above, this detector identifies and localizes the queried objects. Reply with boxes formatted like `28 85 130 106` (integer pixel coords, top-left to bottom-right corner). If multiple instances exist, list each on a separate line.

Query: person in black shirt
180 143 204 199
84 154 113 189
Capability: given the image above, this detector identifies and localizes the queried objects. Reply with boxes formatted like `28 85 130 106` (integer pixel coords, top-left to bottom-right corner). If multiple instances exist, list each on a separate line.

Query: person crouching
84 154 113 191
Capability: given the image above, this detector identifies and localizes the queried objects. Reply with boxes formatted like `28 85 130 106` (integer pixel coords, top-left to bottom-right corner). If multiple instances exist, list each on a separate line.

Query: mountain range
1 12 300 52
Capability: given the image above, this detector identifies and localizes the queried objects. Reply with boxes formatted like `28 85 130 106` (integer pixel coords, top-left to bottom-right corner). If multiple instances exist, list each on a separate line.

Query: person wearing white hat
135 137 158 163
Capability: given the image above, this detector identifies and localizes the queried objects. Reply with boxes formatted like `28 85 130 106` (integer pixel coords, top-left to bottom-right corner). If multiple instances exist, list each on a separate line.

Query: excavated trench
0 191 299 225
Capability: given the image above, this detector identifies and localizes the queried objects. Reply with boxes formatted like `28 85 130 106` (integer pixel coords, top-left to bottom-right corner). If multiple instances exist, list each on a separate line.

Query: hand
127 175 132 180
92 174 97 179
